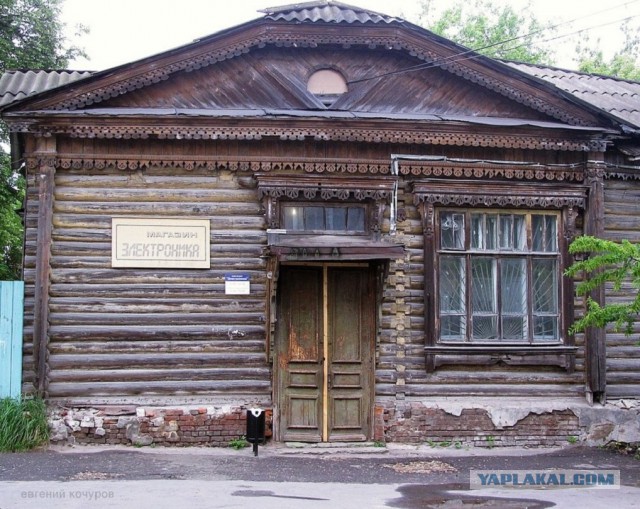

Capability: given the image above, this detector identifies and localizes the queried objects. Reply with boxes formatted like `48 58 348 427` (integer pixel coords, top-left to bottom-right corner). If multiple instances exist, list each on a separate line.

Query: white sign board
225 273 250 295
112 217 210 268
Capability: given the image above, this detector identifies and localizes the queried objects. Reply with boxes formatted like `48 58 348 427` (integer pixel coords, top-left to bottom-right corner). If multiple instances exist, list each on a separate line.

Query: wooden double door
275 264 375 442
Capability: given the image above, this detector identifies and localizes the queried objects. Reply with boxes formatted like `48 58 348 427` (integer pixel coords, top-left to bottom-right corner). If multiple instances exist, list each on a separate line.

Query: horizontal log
49 283 267 298
53 187 258 203
49 268 268 284
49 297 265 313
48 311 266 325
403 384 584 397
54 200 262 216
48 340 265 354
48 352 267 369
47 379 272 397
49 324 266 341
48 367 271 383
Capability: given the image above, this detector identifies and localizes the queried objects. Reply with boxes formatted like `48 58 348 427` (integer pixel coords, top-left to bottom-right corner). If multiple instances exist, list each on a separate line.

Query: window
437 209 560 344
282 203 366 234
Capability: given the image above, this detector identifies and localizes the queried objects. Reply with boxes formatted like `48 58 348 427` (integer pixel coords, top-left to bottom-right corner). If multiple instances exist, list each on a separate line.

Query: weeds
228 436 249 450
485 435 496 448
567 435 578 445
0 397 49 452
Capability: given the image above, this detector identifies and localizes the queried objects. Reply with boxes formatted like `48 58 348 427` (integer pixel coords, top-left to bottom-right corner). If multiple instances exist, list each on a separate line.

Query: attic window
307 69 347 106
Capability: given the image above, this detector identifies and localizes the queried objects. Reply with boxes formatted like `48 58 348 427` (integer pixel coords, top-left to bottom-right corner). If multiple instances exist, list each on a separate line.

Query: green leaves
566 236 640 335
418 0 556 65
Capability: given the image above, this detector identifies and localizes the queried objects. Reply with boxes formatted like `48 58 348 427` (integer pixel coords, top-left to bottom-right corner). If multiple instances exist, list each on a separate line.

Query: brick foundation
49 406 273 447
374 401 581 447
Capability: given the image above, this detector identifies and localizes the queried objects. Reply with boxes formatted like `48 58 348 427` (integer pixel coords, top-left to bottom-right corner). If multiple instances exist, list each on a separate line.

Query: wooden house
1 1 639 446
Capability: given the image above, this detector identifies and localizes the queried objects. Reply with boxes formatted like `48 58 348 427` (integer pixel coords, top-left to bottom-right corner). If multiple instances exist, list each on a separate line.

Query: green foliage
567 435 578 445
228 436 249 449
417 0 556 65
0 396 49 451
0 0 87 280
574 21 640 80
0 151 24 280
565 236 640 335
0 0 87 73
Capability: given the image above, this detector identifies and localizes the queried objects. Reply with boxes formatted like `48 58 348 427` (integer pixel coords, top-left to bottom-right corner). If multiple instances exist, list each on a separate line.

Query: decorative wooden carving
256 173 396 233
25 153 594 182
412 180 587 210
10 121 606 152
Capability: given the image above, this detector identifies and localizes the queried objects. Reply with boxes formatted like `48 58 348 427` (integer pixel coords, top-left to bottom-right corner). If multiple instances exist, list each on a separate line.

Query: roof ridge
503 59 640 85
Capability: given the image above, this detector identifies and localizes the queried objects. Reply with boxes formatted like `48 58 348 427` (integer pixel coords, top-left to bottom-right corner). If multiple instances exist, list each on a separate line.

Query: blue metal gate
0 281 24 399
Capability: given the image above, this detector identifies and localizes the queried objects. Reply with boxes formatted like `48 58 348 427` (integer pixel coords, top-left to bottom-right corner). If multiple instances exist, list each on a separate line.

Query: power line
347 0 640 85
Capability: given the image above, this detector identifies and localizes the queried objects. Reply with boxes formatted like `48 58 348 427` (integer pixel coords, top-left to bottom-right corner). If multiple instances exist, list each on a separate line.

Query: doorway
274 263 375 442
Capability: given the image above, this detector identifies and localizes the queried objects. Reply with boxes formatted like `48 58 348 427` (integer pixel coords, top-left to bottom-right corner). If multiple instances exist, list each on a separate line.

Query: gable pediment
3 4 605 126
94 45 553 123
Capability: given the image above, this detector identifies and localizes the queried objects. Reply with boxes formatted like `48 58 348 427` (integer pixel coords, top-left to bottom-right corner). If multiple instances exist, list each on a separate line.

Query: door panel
276 267 323 442
276 264 374 442
328 267 372 441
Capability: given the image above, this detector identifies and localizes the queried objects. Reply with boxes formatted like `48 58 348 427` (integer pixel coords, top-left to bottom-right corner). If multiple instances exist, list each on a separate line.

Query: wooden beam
584 155 607 404
32 137 56 396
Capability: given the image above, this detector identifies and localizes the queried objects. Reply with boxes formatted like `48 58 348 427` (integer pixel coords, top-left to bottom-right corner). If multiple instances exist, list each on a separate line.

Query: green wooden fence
0 281 24 399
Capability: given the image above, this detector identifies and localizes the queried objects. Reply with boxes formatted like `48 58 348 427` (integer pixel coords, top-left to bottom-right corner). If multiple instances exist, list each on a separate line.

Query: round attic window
307 69 347 105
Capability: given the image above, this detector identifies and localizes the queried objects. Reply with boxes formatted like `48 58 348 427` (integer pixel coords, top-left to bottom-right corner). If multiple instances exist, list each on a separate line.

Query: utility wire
348 0 640 85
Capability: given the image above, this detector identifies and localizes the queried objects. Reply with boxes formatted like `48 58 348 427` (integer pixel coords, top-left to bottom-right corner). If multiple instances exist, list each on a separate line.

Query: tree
417 0 557 65
0 0 86 280
565 236 640 336
574 20 640 81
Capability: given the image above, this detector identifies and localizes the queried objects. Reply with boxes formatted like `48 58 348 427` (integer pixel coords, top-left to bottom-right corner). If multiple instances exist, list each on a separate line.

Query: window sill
424 345 577 373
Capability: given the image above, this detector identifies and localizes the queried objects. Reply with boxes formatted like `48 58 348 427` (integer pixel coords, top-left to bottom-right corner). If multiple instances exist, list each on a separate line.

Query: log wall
24 166 270 404
603 178 640 398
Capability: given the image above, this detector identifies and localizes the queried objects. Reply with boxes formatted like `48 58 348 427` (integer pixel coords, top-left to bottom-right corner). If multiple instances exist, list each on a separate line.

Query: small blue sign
225 273 250 281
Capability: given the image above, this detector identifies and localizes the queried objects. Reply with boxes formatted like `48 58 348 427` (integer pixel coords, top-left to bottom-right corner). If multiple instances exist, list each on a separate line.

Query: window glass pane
441 212 465 250
501 259 527 313
513 215 527 251
499 215 512 249
502 317 525 340
325 207 346 230
471 214 482 249
347 207 365 231
471 258 495 313
486 215 497 250
545 215 557 252
439 256 466 341
441 316 465 341
532 215 558 252
284 206 304 230
304 207 324 230
533 259 557 313
473 316 497 340
534 316 558 340
471 258 497 340
439 256 466 312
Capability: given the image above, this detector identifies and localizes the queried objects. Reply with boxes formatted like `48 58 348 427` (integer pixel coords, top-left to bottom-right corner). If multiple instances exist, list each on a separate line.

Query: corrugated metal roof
0 70 93 107
507 62 640 130
260 1 402 24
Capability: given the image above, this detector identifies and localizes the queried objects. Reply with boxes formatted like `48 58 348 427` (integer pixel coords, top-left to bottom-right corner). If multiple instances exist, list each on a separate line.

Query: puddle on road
388 483 554 509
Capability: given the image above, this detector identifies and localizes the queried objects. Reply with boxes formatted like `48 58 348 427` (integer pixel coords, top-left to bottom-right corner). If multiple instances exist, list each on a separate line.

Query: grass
228 436 249 450
0 396 49 452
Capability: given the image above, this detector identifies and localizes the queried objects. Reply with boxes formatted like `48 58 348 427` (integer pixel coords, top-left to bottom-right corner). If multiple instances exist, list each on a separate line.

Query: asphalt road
0 444 638 508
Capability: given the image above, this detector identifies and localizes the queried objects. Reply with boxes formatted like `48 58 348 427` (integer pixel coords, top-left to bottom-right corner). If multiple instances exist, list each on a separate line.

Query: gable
97 45 553 122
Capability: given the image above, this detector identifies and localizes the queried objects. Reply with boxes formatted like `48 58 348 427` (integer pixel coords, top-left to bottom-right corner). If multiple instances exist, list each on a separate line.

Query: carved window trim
412 179 587 373
256 174 396 235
